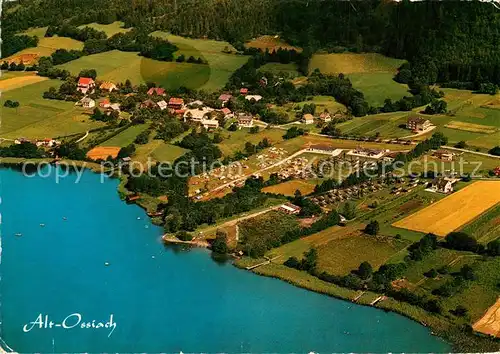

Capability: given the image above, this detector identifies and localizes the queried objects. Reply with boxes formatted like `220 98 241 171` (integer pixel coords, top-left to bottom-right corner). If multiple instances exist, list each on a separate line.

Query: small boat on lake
15 233 22 237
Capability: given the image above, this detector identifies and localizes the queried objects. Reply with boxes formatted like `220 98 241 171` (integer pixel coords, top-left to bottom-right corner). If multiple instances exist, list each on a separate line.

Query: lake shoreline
0 161 496 352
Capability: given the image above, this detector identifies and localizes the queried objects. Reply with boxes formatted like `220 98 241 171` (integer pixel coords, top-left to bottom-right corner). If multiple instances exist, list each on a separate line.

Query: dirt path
75 131 89 143
400 125 436 139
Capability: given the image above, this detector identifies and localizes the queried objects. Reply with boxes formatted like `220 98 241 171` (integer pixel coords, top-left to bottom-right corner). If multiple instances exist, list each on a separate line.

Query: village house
302 113 315 124
240 88 249 95
433 149 454 161
147 87 165 96
183 107 214 122
493 166 500 176
14 137 30 144
218 93 232 106
407 115 431 132
35 138 58 148
157 100 168 111
99 98 111 108
188 100 204 108
201 119 219 130
278 203 301 215
245 95 263 102
220 107 233 119
77 77 95 94
107 103 121 113
141 99 157 109
99 81 117 92
429 177 456 193
77 97 95 109
237 114 254 128
319 112 332 123
168 97 184 110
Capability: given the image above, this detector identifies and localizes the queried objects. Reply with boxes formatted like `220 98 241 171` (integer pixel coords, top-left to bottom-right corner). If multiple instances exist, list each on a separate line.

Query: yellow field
0 74 48 91
4 37 83 63
86 146 121 160
262 179 316 196
393 181 500 236
473 297 500 338
444 121 497 134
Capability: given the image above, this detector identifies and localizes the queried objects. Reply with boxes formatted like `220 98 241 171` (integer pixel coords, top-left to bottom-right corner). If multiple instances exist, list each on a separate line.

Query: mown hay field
262 179 316 196
100 124 149 147
393 181 500 236
5 36 84 63
444 121 498 134
0 72 48 91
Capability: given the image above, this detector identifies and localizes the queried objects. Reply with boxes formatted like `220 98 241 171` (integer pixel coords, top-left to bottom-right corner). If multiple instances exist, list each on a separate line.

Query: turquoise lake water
0 167 451 352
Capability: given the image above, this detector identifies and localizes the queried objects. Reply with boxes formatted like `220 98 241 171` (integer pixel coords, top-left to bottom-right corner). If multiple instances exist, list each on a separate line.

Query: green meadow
78 21 131 38
0 79 104 139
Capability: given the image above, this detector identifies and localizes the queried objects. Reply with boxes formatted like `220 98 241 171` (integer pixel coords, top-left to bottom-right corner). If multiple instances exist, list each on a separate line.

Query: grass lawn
245 35 301 52
308 53 408 108
57 47 247 91
100 124 149 147
310 53 405 75
0 79 105 139
216 128 285 156
348 72 410 107
262 179 316 196
20 27 48 37
150 31 250 91
337 111 410 138
78 22 131 37
132 139 189 164
259 63 299 77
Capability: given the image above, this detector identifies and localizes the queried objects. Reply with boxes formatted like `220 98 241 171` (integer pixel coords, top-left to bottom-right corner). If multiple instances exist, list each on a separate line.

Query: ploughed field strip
392 181 500 236
473 297 500 338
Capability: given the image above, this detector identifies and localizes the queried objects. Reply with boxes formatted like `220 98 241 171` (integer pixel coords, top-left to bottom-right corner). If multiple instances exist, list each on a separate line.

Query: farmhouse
429 177 456 193
278 203 301 215
302 113 315 124
36 138 58 148
407 115 431 132
157 100 168 111
433 149 454 161
147 87 165 96
240 88 249 95
183 107 214 122
107 103 121 113
220 107 233 118
307 144 343 156
218 93 232 106
77 97 95 109
201 119 219 130
168 97 184 110
99 81 117 92
319 112 332 123
245 95 263 102
346 147 386 160
100 98 110 108
141 99 157 109
493 166 500 176
77 77 95 94
237 114 254 128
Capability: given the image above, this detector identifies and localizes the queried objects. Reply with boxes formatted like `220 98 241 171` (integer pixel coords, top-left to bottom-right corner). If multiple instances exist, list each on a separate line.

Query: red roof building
77 77 95 94
168 97 184 109
493 166 500 176
147 87 165 96
240 88 248 95
218 94 232 102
